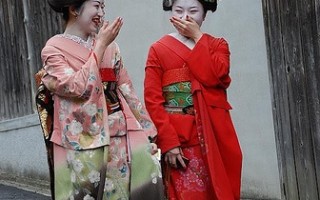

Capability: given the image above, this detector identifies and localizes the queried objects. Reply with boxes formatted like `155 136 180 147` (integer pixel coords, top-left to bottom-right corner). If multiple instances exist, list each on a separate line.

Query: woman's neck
169 32 195 49
64 21 89 41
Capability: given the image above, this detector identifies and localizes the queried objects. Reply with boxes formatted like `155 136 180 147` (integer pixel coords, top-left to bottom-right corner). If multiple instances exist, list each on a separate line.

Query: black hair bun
200 0 217 12
47 0 86 13
47 0 65 13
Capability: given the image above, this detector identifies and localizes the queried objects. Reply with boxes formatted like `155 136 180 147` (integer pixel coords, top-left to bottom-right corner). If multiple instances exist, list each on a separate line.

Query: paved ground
0 184 51 200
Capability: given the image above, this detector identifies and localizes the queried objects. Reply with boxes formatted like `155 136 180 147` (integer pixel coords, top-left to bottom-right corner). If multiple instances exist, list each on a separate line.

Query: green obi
163 81 193 108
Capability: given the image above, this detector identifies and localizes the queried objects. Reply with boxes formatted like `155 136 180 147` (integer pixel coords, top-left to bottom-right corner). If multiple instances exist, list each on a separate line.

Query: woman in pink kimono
36 0 164 199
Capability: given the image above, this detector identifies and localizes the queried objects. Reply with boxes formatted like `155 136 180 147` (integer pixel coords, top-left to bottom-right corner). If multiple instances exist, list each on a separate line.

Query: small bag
34 68 55 199
34 68 54 141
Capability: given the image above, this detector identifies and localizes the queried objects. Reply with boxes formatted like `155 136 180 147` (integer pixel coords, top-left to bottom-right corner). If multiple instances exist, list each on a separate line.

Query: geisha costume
144 34 242 200
36 34 164 200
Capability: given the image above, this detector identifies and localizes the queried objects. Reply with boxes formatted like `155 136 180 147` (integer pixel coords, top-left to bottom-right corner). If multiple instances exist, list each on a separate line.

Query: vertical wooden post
22 0 36 112
262 0 320 199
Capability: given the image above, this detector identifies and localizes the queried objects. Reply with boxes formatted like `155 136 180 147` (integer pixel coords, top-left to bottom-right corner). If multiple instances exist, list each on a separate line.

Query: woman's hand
170 16 203 43
164 147 187 169
150 143 158 155
96 17 123 47
93 17 123 66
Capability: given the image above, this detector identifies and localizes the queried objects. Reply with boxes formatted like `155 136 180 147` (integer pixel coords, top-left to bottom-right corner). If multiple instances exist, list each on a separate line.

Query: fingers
170 16 193 37
165 148 187 169
106 17 123 36
111 17 123 30
97 17 123 46
170 17 186 29
101 20 109 29
169 155 177 167
165 152 177 167
165 147 180 167
176 154 187 169
170 15 202 41
100 17 123 34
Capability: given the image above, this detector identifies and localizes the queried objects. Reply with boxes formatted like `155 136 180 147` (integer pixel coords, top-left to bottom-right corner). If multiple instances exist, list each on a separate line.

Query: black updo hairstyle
163 0 217 13
47 0 87 21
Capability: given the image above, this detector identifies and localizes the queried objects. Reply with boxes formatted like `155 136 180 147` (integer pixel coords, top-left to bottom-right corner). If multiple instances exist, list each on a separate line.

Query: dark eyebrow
174 6 198 9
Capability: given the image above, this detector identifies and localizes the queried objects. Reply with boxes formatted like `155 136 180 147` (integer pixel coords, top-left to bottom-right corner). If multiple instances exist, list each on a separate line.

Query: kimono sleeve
115 45 158 139
187 34 231 89
144 46 181 153
41 45 101 99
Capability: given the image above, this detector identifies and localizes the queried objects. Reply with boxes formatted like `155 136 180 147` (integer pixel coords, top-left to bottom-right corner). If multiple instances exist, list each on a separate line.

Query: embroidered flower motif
120 147 127 159
69 120 83 135
104 178 114 192
119 83 131 95
72 159 84 173
59 112 66 121
84 104 97 116
88 170 100 183
85 150 95 158
151 172 158 184
119 163 127 174
139 120 152 129
64 68 75 75
67 151 75 162
71 171 76 183
88 72 97 82
113 137 121 145
60 100 71 111
83 194 95 200
89 122 100 135
108 118 115 127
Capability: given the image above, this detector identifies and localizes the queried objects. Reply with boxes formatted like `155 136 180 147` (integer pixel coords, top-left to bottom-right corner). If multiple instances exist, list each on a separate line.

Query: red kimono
144 34 242 200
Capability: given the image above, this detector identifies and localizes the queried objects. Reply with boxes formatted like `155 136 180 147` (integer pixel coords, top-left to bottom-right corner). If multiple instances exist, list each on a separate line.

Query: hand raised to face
170 15 203 42
96 17 123 47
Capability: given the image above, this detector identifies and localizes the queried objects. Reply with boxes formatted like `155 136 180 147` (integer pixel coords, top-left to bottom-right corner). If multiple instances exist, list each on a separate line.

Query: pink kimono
38 35 164 200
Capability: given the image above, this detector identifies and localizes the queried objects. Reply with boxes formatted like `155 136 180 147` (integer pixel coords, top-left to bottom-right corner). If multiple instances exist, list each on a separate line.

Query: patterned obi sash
162 68 194 115
100 68 121 114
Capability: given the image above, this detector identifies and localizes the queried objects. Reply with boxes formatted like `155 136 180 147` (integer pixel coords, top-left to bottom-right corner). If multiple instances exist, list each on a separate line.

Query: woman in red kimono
144 0 242 199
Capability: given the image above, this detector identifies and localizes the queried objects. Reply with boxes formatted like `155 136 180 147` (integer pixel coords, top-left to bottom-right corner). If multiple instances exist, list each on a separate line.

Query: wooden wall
0 0 62 120
262 0 320 199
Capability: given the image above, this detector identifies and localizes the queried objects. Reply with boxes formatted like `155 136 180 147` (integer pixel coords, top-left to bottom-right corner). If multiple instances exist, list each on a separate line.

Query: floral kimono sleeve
115 47 157 139
41 45 101 99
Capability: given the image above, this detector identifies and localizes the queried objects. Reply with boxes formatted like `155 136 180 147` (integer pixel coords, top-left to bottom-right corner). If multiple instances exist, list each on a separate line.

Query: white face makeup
172 0 205 27
76 0 105 34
